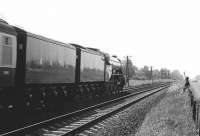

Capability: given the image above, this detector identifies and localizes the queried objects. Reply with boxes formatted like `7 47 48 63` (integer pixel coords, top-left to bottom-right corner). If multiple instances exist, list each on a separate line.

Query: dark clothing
184 77 190 92
185 77 190 87
185 81 190 87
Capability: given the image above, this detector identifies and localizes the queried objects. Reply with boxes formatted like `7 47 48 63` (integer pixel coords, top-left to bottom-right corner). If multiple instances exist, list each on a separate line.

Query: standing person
184 77 190 92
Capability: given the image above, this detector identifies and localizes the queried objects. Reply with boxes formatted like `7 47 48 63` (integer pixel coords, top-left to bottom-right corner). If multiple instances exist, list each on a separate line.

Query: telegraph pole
151 66 153 84
126 56 129 86
168 71 170 79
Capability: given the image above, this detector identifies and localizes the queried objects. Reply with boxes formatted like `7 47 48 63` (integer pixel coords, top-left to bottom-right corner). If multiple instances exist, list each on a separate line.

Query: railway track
1 82 171 136
123 82 167 92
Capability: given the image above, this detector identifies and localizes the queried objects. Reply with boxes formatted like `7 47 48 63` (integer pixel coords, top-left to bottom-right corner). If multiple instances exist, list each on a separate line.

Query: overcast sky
1 0 200 78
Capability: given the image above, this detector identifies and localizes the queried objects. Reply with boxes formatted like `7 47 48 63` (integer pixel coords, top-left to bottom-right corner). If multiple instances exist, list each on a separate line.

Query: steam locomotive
0 19 125 111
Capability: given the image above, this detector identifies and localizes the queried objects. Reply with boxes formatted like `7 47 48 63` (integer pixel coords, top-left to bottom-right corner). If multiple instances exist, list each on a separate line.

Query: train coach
0 19 125 111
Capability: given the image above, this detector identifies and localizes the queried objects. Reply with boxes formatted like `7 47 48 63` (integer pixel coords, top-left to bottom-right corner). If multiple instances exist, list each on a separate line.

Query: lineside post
126 56 129 87
189 88 200 135
196 101 200 136
196 103 200 135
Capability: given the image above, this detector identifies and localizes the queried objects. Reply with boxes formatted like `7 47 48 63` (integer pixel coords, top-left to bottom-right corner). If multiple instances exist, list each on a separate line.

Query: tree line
122 58 183 80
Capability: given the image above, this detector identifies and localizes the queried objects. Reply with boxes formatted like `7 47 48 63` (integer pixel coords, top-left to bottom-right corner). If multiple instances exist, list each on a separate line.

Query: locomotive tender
0 19 125 111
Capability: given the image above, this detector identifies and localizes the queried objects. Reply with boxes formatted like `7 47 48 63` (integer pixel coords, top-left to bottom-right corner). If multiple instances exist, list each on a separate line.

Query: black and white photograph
0 0 200 135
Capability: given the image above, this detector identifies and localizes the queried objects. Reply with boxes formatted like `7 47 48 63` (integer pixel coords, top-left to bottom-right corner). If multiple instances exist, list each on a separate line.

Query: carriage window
2 36 12 65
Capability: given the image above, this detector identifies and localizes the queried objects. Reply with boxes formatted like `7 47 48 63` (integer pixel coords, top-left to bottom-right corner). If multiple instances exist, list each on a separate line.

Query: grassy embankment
129 79 172 86
135 84 196 136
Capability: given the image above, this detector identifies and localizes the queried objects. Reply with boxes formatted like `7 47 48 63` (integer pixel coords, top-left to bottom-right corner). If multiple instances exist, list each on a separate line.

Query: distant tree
141 66 151 80
153 69 161 79
121 56 183 81
160 68 172 79
195 75 200 80
122 59 137 78
171 70 183 80
134 69 146 80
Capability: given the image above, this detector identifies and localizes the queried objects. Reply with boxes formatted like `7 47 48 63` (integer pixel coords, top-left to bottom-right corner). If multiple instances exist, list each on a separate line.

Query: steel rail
0 82 171 136
68 85 169 136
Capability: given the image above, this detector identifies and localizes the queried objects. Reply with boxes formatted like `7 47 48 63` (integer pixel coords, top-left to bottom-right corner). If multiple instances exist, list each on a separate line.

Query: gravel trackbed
92 85 167 136
88 83 196 136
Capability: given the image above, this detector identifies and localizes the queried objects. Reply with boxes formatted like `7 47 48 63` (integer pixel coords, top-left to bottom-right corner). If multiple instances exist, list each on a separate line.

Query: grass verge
135 84 196 136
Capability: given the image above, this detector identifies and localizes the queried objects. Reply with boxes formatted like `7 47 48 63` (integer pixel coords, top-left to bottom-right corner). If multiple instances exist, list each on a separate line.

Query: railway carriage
0 19 125 111
0 20 18 110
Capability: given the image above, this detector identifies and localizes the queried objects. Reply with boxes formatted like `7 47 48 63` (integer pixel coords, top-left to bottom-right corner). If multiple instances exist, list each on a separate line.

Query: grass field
135 83 196 136
129 79 172 86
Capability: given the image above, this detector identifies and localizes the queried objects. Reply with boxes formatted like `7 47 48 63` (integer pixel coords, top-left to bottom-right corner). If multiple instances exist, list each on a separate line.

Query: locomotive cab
0 20 17 87
107 56 125 94
110 56 123 77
